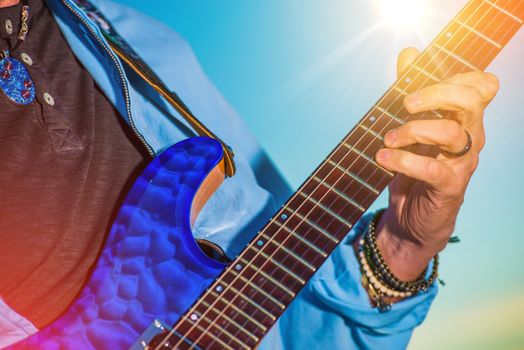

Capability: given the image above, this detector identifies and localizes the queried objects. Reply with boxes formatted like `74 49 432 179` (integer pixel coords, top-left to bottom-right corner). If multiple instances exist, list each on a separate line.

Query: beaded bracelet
358 238 414 299
364 210 439 293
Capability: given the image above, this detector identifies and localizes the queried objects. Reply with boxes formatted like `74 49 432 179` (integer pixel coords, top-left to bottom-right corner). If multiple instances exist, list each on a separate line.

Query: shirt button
43 92 55 106
5 19 12 35
20 52 33 66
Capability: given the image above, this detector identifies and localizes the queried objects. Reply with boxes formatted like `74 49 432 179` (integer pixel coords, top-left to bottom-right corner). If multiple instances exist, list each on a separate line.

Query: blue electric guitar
8 0 524 349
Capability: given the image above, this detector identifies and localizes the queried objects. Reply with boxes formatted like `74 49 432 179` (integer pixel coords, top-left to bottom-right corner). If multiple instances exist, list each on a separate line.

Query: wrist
375 208 436 281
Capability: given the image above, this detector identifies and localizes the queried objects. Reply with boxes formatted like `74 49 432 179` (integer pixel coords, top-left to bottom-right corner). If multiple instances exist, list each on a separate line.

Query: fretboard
163 1 524 349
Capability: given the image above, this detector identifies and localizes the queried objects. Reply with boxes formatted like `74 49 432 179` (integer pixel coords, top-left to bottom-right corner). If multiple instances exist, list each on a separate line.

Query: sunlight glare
378 0 427 30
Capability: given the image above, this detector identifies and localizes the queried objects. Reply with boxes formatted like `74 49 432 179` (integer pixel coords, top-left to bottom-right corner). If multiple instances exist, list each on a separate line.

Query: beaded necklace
0 0 35 105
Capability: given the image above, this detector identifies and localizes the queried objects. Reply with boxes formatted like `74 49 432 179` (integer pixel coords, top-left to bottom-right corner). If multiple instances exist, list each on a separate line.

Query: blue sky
114 1 524 348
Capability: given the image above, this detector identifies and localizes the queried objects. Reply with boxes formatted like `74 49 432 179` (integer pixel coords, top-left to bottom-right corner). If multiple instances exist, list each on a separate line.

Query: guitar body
8 137 228 350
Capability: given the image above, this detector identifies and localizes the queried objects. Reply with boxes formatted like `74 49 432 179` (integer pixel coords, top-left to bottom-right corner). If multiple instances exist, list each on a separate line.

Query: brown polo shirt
0 0 148 327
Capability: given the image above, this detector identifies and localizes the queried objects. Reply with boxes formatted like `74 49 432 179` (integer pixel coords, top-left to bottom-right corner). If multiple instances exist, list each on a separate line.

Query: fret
311 175 366 213
203 324 250 350
375 106 406 125
358 123 384 141
239 266 298 304
484 0 523 24
211 284 276 322
169 322 223 350
174 310 237 349
298 191 354 229
411 64 441 82
258 232 317 271
327 159 379 194
416 45 476 81
274 219 328 257
183 315 240 350
439 16 503 66
238 256 296 297
284 205 339 243
315 159 381 210
495 0 524 19
262 217 329 264
161 330 199 350
455 19 502 49
393 86 408 96
188 306 254 350
255 248 306 285
414 50 454 80
231 271 287 309
457 0 521 51
285 186 356 235
345 127 385 165
361 108 404 136
198 292 266 339
258 224 324 269
376 89 410 119
433 44 480 71
342 142 394 177
209 290 269 331
200 300 260 343
173 319 226 350
218 262 292 315
242 240 308 289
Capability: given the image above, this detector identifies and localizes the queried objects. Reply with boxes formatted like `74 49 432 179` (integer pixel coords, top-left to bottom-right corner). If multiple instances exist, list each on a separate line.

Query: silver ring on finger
442 129 472 158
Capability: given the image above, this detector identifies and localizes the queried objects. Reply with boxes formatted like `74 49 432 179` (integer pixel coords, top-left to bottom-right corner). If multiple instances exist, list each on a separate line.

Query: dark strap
72 0 236 176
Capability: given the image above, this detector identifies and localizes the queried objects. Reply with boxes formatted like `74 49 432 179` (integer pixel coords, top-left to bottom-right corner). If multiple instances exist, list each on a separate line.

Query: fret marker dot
405 77 411 83
216 285 224 293
446 32 452 38
235 263 243 271
190 313 199 321
281 214 288 220
257 240 265 246
370 116 377 123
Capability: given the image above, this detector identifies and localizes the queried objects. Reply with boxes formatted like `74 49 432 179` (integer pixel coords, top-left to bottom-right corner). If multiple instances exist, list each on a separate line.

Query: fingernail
376 149 391 162
385 130 397 146
405 92 423 108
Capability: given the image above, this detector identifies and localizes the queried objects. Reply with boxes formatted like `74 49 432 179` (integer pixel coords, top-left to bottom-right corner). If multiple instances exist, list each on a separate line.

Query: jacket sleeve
259 212 438 350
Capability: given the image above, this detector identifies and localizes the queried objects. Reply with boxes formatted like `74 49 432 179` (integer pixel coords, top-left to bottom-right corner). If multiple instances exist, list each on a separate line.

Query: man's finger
397 47 421 78
376 148 455 189
384 119 471 154
403 83 484 118
444 72 499 105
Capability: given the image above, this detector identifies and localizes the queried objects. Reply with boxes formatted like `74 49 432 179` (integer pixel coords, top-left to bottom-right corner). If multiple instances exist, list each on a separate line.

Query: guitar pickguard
8 137 228 350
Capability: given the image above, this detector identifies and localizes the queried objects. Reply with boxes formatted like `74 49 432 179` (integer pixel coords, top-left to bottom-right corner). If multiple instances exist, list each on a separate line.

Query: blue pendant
0 50 35 105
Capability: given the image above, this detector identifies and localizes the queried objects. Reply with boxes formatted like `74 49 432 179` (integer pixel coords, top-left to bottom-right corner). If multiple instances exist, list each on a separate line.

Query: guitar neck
168 1 524 349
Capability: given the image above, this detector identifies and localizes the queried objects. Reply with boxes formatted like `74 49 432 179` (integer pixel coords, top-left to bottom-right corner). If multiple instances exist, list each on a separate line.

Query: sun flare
378 0 427 30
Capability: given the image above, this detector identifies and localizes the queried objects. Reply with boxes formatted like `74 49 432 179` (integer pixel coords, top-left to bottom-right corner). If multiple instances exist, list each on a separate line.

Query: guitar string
163 1 512 349
192 1 512 348
172 2 508 348
181 2 512 348
199 5 510 349
196 4 515 347
189 12 511 350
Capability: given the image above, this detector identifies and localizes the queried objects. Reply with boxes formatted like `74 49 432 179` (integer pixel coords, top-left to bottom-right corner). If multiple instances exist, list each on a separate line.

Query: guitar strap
71 0 236 177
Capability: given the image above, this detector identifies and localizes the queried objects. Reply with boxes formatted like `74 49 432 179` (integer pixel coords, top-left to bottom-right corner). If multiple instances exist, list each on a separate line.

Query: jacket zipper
62 3 229 265
61 0 155 157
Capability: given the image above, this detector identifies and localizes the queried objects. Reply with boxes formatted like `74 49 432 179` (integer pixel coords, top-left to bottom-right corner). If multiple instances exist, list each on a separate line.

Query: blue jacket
38 0 438 348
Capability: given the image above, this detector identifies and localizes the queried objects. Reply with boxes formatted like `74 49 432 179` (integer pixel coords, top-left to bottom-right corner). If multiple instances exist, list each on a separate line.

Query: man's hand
374 47 499 281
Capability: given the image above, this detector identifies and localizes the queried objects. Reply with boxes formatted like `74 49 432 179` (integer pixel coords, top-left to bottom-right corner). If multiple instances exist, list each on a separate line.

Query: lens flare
378 0 427 29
